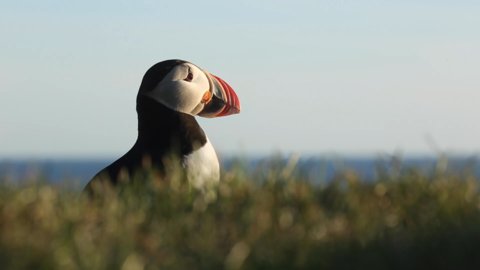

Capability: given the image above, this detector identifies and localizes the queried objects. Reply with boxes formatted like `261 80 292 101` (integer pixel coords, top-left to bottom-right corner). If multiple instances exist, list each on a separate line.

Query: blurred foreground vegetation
1 164 480 270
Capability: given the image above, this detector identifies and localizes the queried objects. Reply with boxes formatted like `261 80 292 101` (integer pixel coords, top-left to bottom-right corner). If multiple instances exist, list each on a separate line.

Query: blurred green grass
1 164 480 270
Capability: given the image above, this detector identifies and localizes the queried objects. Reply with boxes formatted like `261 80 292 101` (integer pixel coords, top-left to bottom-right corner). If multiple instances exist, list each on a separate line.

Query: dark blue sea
1 155 479 188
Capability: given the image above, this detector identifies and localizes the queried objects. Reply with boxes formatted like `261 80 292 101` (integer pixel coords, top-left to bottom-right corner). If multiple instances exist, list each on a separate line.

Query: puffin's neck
136 100 207 157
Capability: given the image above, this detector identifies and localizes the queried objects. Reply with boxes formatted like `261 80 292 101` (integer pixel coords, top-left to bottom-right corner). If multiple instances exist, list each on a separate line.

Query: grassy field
1 163 480 269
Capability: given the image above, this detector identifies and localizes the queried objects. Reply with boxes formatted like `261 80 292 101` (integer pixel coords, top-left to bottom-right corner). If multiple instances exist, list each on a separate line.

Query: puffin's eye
184 67 194 82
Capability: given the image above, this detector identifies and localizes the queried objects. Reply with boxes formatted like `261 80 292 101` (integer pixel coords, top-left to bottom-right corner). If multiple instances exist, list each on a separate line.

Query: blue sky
1 1 479 157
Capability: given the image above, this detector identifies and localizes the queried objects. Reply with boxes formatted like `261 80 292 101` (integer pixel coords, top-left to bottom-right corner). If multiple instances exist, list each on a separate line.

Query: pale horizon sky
1 1 479 158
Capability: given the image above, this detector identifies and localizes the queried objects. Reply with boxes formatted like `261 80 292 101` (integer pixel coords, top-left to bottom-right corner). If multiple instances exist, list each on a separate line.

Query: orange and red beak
198 72 241 118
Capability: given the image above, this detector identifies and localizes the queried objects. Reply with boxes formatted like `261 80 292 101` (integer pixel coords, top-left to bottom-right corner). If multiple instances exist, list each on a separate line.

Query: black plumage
85 60 207 192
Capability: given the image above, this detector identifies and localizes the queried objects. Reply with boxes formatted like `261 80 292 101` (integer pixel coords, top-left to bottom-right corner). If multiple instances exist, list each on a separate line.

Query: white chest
183 138 220 189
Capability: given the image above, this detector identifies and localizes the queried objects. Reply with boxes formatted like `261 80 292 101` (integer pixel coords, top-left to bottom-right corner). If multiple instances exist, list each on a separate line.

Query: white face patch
144 63 210 115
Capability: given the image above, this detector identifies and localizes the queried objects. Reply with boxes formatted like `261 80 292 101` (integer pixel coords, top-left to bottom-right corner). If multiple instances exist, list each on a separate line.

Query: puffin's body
85 60 240 193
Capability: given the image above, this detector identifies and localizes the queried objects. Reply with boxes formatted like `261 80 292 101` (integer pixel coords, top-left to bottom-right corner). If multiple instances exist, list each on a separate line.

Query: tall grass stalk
0 165 480 269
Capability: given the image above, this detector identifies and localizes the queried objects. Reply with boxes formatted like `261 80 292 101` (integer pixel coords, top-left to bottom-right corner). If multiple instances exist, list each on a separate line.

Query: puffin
85 59 240 193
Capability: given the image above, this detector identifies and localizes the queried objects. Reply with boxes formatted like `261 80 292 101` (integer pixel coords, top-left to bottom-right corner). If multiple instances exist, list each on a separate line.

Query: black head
136 59 186 112
136 59 241 118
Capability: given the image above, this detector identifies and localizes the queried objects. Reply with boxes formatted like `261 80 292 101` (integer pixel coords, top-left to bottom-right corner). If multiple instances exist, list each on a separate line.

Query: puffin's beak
198 72 241 118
